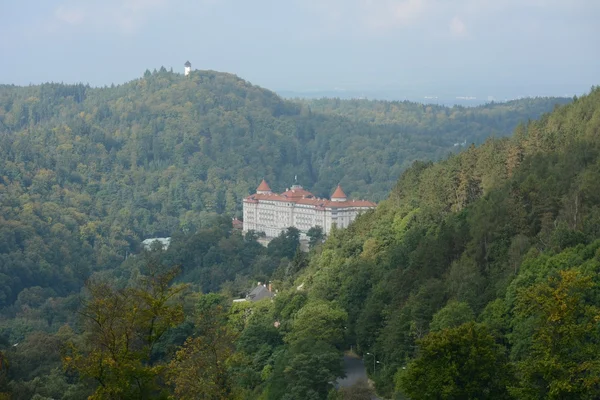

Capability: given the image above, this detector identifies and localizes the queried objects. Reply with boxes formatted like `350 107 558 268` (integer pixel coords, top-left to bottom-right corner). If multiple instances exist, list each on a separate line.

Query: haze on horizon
1 0 599 97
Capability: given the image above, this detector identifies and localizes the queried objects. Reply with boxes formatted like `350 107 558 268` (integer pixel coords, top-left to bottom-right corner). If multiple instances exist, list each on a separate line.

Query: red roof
244 194 375 208
331 185 347 199
244 193 288 202
257 179 271 192
329 199 377 208
280 187 315 200
244 181 376 209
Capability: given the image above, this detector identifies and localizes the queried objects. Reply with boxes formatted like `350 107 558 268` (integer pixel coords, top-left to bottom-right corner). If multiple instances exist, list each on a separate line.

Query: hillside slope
294 86 600 397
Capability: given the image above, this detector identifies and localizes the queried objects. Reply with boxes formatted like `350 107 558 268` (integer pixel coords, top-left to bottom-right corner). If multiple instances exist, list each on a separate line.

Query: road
336 353 381 399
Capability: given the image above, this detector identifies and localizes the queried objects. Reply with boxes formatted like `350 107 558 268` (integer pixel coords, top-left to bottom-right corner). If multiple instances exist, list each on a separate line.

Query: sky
1 0 599 96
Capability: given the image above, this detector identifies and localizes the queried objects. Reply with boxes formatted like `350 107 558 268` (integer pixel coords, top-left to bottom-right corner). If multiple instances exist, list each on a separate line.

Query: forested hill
0 68 597 398
297 96 570 143
296 86 600 397
1 69 569 210
0 69 569 308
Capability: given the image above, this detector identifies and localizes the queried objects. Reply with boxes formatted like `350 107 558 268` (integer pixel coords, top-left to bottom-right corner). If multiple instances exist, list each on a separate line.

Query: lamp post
366 352 380 373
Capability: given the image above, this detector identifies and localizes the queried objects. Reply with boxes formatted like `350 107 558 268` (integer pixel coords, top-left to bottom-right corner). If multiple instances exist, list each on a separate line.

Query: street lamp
366 352 381 373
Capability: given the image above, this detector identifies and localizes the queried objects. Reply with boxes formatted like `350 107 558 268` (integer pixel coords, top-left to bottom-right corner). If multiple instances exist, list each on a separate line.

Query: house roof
280 187 315 200
244 192 287 202
331 185 347 199
257 179 271 192
247 285 274 302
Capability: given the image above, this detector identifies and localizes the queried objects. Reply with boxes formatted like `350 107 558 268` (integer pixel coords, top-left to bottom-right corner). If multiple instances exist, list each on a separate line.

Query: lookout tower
184 61 191 76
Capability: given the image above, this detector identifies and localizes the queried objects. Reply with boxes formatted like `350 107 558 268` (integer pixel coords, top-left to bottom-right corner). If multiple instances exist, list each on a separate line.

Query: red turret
331 185 347 202
257 179 272 194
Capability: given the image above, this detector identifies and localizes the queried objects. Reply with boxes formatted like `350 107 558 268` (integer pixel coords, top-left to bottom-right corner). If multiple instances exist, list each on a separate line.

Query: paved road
336 354 381 399
337 354 369 387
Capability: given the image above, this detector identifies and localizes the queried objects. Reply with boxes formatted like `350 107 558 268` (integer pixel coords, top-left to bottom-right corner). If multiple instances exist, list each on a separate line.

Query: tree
268 227 300 260
167 293 239 399
512 269 600 400
429 300 475 332
396 322 513 400
307 226 325 249
167 328 237 399
286 300 348 348
63 266 186 399
267 340 344 400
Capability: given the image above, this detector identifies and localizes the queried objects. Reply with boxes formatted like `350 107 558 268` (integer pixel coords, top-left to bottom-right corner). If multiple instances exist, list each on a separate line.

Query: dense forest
0 69 567 311
0 68 592 399
299 86 600 398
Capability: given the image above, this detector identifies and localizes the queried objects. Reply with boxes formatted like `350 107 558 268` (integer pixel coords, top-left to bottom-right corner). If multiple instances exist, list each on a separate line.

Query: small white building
142 237 171 250
243 180 376 239
184 61 191 76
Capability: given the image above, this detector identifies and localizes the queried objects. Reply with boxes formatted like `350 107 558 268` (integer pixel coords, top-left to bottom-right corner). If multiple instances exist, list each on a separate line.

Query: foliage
268 227 301 260
285 300 347 348
0 70 596 399
266 339 344 400
307 226 325 249
63 266 186 399
167 294 238 400
291 86 600 397
512 267 600 399
429 300 475 332
0 72 567 312
396 322 513 400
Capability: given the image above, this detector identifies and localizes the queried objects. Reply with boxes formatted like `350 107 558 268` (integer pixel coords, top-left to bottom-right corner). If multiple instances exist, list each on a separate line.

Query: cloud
51 0 168 34
449 16 467 37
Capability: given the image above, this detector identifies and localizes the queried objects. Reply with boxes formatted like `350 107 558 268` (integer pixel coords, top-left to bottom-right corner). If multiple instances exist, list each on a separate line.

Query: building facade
243 180 376 238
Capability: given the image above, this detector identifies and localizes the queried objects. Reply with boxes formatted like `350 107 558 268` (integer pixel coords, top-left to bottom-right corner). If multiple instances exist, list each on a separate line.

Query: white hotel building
242 180 376 239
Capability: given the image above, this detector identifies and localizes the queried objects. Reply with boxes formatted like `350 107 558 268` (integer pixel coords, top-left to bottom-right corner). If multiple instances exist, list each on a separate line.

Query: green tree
512 269 600 399
167 336 237 400
396 322 513 400
307 226 325 249
267 340 344 400
268 227 301 260
63 266 186 399
286 300 348 348
429 300 475 332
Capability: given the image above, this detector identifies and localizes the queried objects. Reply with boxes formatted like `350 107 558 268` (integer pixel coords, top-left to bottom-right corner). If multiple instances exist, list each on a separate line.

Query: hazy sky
1 0 599 94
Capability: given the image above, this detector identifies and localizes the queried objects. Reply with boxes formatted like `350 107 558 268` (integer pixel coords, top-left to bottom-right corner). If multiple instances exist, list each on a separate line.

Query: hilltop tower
184 61 191 76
